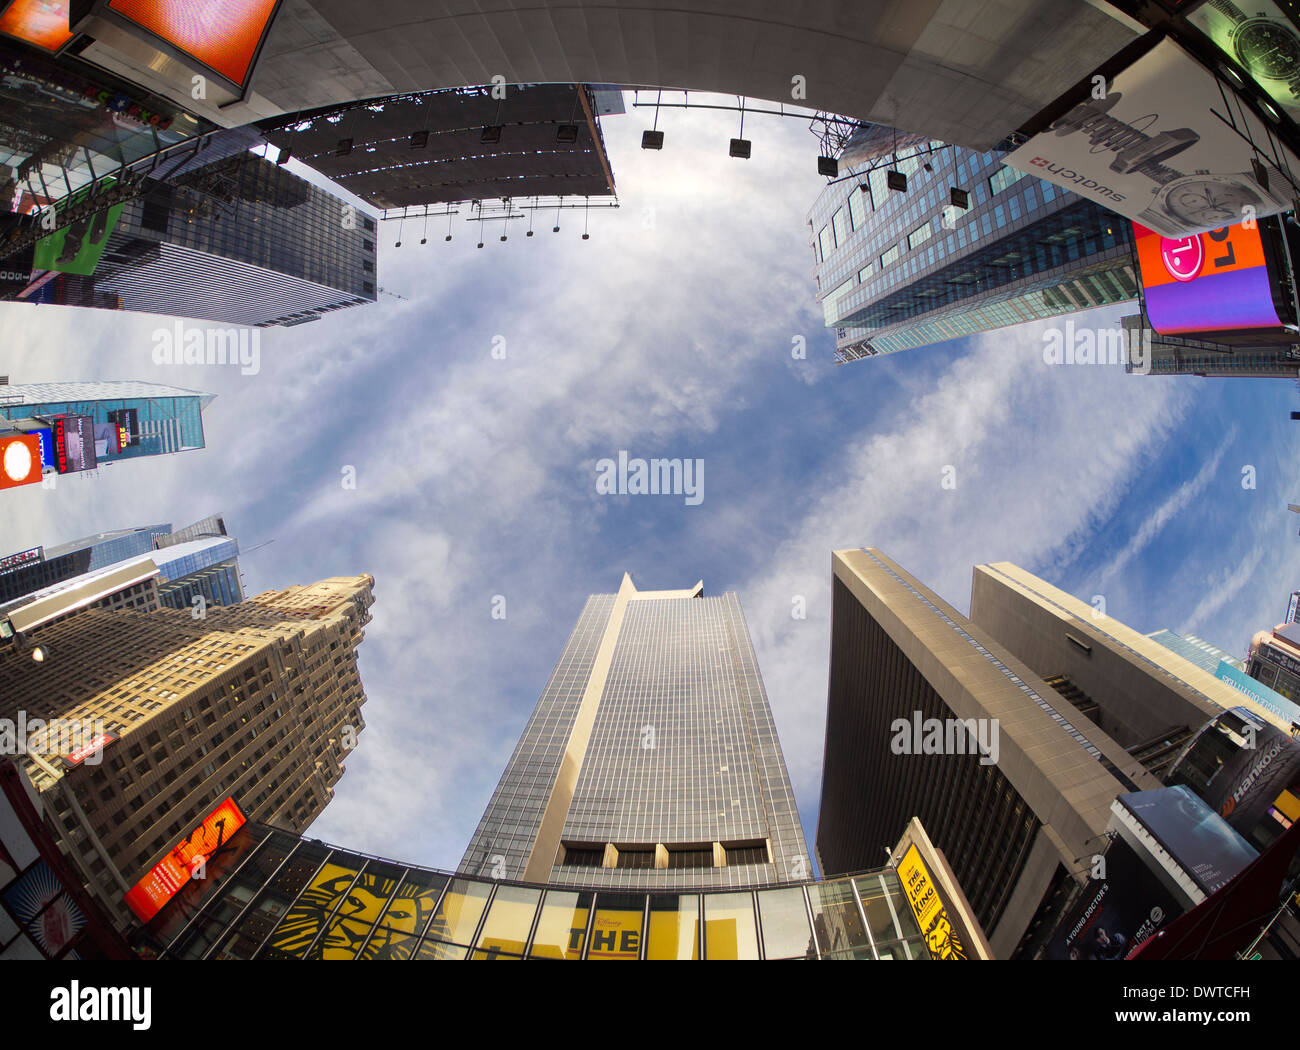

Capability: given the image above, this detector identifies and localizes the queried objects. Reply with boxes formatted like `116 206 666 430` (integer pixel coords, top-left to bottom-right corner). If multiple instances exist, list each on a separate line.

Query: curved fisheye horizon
1 1 1299 994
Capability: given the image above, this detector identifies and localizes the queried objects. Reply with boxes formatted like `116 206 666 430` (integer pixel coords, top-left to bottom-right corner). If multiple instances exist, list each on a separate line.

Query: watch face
1162 176 1263 227
1235 19 1300 80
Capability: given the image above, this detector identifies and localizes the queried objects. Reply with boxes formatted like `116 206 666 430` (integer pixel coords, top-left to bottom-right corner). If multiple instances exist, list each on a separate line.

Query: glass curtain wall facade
458 577 809 890
90 152 378 326
808 132 1137 362
145 823 930 961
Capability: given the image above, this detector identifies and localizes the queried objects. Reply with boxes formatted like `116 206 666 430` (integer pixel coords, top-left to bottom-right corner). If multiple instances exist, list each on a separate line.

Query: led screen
124 797 246 922
106 0 279 87
1133 220 1284 335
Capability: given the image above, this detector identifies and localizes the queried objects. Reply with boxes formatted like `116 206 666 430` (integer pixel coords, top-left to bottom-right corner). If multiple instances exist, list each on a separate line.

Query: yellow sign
898 844 967 960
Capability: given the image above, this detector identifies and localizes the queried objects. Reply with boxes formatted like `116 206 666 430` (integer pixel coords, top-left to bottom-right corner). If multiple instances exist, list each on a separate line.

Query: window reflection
703 892 759 960
529 890 592 959
423 878 492 952
757 887 814 959
808 878 872 958
472 885 541 959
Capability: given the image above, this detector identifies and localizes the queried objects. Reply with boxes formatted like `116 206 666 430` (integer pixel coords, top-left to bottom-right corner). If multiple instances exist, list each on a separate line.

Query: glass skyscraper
0 380 212 476
808 126 1137 362
459 574 809 889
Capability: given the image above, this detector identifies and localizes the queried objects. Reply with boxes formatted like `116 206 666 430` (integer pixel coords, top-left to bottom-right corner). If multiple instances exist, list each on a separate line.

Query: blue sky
2 94 1298 872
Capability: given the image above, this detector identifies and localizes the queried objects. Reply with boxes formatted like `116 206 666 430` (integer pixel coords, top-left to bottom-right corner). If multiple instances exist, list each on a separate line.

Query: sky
2 94 1299 873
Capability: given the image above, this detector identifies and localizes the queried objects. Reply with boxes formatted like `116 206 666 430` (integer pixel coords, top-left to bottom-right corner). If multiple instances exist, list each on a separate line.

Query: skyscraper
83 150 377 327
0 514 243 608
817 548 1164 959
808 126 1137 363
459 574 809 889
0 380 213 483
1147 629 1245 673
0 575 375 928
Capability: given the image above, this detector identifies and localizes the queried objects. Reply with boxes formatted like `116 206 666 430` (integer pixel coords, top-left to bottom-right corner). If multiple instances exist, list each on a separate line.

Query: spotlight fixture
582 233 589 240
480 125 503 145
275 147 291 165
420 237 427 244
395 240 401 247
500 235 507 241
445 235 452 241
30 645 45 663
410 130 429 149
477 241 484 248
886 170 907 192
527 229 534 236
642 129 664 150
729 138 751 159
336 138 353 157
1252 157 1269 189
949 187 970 209
923 162 933 173
556 124 579 144
553 225 560 233
817 156 837 177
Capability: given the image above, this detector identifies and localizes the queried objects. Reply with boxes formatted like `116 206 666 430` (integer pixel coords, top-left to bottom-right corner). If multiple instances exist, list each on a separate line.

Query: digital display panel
106 0 280 88
24 428 54 471
0 0 76 53
124 797 246 922
0 433 44 489
0 546 42 572
51 414 97 474
1189 1 1300 123
1133 220 1285 335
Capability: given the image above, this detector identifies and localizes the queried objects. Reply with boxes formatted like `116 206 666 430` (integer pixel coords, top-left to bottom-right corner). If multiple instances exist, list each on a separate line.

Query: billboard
108 406 139 446
1133 219 1288 334
0 433 44 490
124 797 245 922
1118 786 1259 897
1047 836 1182 960
0 0 77 53
1007 39 1294 237
1189 1 1300 124
1214 659 1300 728
105 0 281 89
31 178 124 277
0 546 42 573
897 843 968 960
47 414 97 474
60 732 116 769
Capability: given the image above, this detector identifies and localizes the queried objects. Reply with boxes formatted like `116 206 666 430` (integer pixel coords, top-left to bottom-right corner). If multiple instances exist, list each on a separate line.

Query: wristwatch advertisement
1190 0 1300 119
1006 38 1294 238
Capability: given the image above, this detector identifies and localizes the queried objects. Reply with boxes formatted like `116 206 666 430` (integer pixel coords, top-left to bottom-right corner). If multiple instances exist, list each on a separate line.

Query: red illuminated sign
124 797 245 922
0 434 43 490
1160 235 1203 282
60 733 117 769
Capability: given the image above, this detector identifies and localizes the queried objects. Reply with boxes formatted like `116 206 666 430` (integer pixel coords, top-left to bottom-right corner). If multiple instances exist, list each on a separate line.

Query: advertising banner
1214 659 1300 728
1190 1 1300 123
0 433 44 490
1007 39 1294 238
1133 219 1287 334
897 843 968 959
60 733 116 769
25 428 54 472
49 414 97 474
1046 836 1182 960
0 546 42 573
1120 785 1259 895
0 0 77 53
32 178 124 277
124 797 245 923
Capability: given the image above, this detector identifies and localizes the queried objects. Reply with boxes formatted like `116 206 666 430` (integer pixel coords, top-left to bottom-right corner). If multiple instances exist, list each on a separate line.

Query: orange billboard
124 797 245 922
0 434 44 490
0 0 76 53
106 0 279 87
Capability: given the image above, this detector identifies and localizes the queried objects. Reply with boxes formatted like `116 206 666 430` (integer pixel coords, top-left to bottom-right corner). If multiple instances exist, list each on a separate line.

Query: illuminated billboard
1190 1 1300 123
60 732 116 769
0 0 76 53
0 433 44 490
1133 220 1287 335
124 797 245 922
104 0 280 89
0 546 42 572
1007 39 1294 237
48 414 96 474
31 177 124 277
